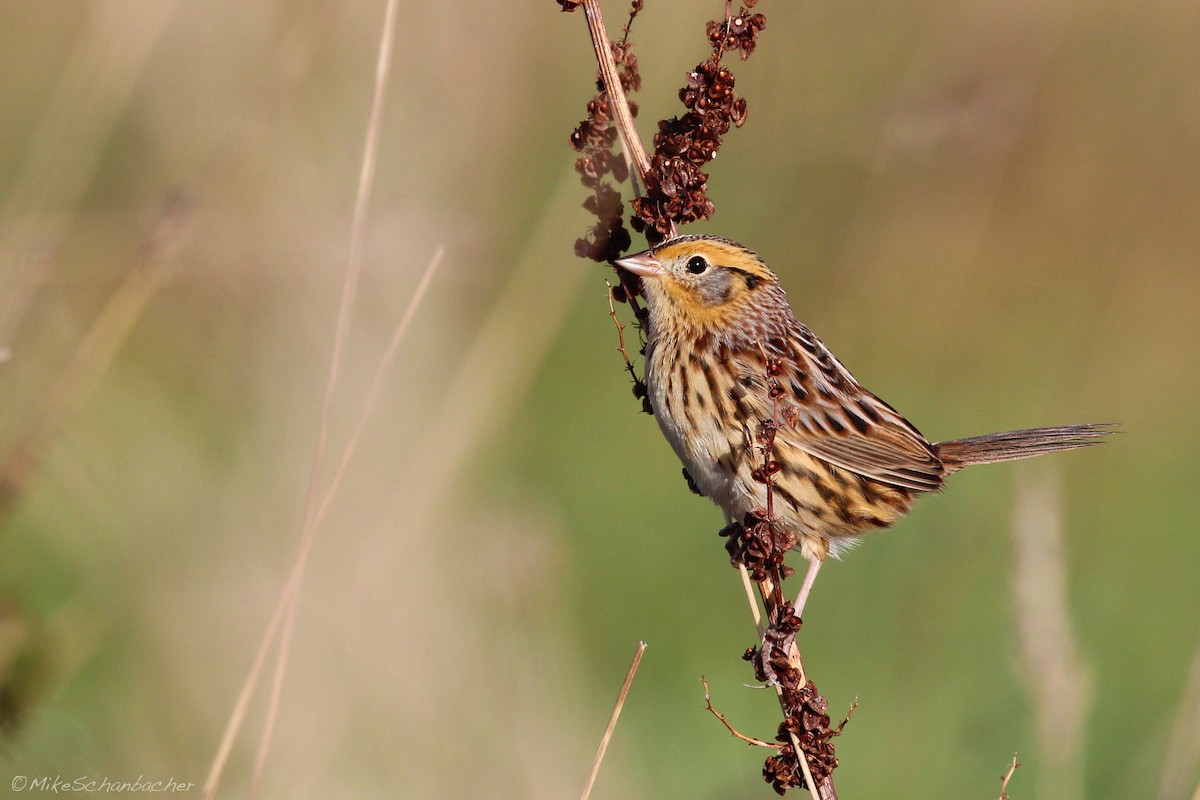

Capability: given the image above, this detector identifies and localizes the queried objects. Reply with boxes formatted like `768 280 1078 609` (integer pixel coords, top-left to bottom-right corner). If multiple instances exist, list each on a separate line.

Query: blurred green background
0 1 1197 798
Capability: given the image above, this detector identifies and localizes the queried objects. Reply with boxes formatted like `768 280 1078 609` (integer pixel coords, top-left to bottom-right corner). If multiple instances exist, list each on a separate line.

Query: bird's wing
727 325 945 492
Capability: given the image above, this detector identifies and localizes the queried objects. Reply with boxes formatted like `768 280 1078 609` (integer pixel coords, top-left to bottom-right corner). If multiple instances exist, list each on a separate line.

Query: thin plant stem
1011 465 1091 800
202 575 287 800
999 753 1021 799
702 676 780 748
312 248 442 528
241 0 401 796
579 641 648 800
734 547 823 800
736 561 764 640
580 0 651 186
203 246 439 800
202 182 572 793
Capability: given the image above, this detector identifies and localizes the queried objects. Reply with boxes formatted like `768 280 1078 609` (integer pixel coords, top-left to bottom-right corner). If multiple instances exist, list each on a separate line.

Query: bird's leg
793 558 823 619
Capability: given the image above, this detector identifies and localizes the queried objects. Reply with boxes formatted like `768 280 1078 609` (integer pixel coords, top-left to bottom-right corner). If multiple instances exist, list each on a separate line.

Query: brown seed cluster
724 350 841 795
721 355 795 582
566 0 644 265
569 67 636 264
727 545 841 795
707 3 766 60
720 511 795 582
631 5 765 239
761 681 840 794
564 2 767 254
738 600 840 794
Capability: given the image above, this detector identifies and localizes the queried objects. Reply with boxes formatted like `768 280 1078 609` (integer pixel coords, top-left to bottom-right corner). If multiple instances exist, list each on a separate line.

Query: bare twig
605 280 646 406
833 698 858 734
580 641 648 800
702 676 781 748
999 753 1021 799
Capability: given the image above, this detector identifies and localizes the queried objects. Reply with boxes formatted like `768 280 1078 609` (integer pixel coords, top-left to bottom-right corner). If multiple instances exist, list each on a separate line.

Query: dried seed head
709 8 767 60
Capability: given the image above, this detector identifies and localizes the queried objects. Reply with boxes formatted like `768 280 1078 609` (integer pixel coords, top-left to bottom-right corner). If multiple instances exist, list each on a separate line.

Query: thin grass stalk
579 642 648 800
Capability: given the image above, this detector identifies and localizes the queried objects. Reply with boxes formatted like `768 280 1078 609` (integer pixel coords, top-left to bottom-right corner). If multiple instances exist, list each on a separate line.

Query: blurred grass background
0 1 1197 798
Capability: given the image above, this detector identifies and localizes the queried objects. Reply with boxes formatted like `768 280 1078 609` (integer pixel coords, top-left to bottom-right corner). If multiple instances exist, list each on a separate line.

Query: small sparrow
617 235 1109 610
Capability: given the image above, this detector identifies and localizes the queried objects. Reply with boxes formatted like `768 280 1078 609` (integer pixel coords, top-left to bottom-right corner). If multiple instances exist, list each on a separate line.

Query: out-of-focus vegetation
0 2 1196 798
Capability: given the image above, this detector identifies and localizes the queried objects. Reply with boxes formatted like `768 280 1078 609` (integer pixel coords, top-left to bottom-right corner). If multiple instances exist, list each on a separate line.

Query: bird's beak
615 250 665 279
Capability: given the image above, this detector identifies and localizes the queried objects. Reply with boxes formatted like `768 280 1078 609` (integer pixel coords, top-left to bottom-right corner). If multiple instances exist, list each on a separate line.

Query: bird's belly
650 377 912 560
649 382 770 534
653 400 742 504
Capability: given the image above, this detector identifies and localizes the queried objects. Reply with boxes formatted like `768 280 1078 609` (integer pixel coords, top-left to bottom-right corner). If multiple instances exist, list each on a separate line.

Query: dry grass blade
1011 465 1092 800
202 586 285 800
390 173 590 512
1157 635 1200 800
0 195 196 523
199 1 403 797
313 248 443 526
202 244 440 800
248 0 402 791
579 641 648 800
0 2 174 330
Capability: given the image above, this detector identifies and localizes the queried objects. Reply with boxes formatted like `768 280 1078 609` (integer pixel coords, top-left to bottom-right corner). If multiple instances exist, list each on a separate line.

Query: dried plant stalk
579 642 648 800
998 753 1021 800
562 3 839 796
580 0 652 190
0 194 195 525
1011 466 1092 800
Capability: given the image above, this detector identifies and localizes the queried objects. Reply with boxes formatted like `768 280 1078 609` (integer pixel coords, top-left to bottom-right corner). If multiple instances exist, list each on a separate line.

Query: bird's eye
686 255 708 274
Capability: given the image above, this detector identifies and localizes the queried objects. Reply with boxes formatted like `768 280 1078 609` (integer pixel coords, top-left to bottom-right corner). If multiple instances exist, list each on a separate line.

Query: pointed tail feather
934 424 1115 473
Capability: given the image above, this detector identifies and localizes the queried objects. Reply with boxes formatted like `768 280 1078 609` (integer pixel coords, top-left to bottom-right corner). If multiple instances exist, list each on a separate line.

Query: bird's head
616 235 781 337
